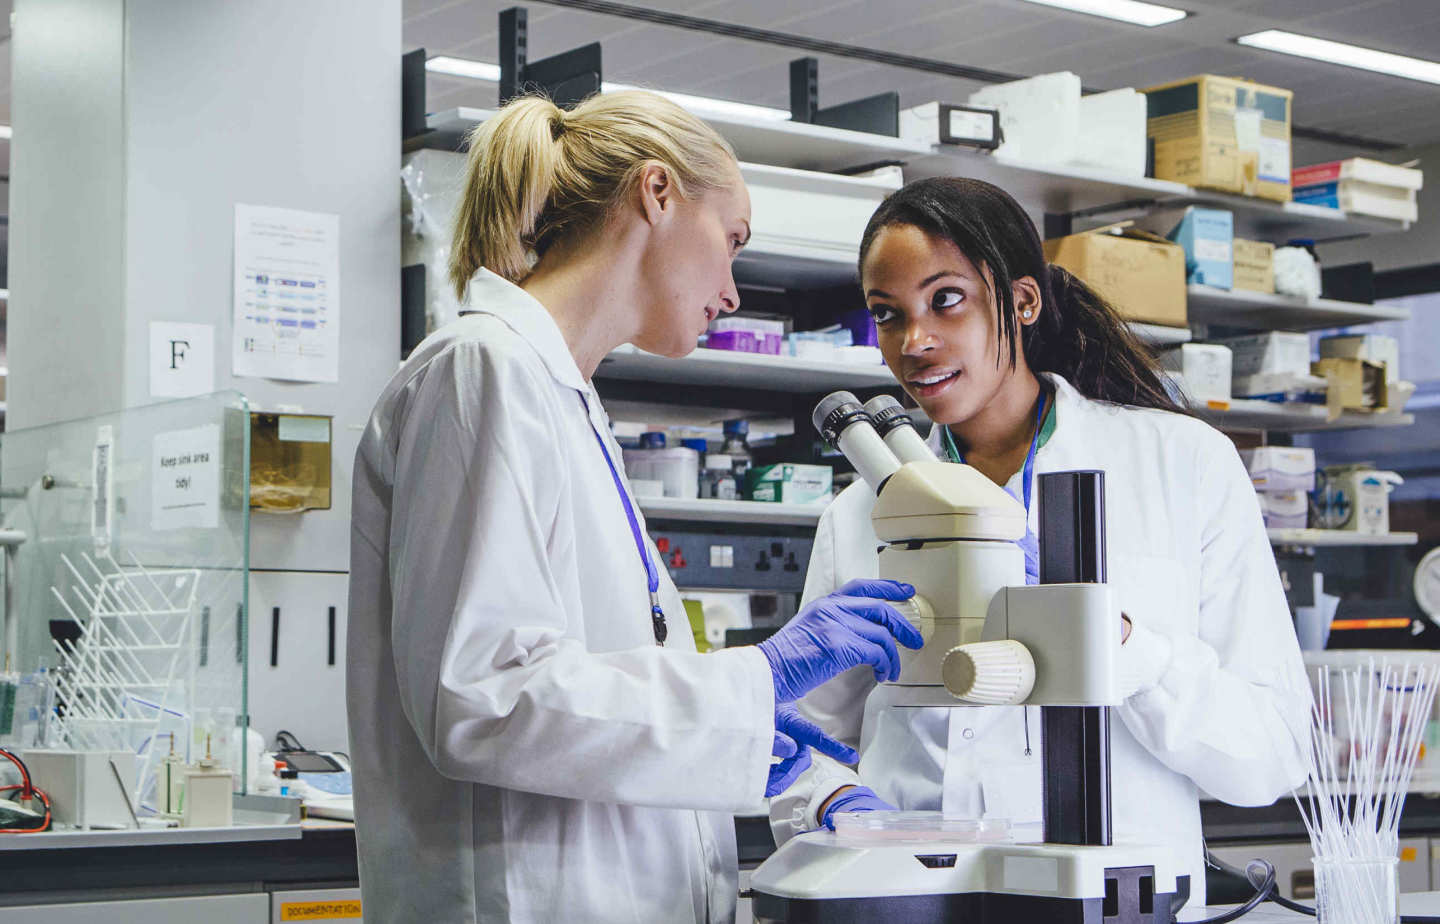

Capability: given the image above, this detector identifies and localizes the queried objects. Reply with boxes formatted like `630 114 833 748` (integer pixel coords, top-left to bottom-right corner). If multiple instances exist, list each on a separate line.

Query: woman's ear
637 162 673 226
1013 276 1043 327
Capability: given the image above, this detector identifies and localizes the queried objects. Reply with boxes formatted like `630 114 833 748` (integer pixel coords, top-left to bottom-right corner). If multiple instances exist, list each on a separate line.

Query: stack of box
1143 74 1293 202
1293 158 1423 223
705 317 785 355
969 72 1081 167
1218 332 1325 403
1239 447 1315 530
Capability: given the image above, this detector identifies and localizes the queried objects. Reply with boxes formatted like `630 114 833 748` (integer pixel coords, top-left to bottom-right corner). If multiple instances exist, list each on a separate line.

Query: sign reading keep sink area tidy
151 424 221 531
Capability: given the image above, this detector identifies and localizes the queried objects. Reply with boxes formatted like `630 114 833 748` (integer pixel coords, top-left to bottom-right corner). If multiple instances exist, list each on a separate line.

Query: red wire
0 748 52 832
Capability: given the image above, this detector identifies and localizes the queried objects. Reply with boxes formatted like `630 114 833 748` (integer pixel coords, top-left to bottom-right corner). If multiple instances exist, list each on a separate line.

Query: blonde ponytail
449 89 737 298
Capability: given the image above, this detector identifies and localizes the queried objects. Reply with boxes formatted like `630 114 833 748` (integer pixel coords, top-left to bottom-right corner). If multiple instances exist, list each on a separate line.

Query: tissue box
1239 447 1316 494
706 317 785 355
1143 74 1293 202
1232 372 1328 404
1166 207 1234 289
969 72 1080 166
1073 88 1147 177
1232 239 1275 294
1159 343 1232 404
1257 490 1308 530
1215 332 1311 379
1043 225 1186 327
746 464 833 505
1319 334 1399 384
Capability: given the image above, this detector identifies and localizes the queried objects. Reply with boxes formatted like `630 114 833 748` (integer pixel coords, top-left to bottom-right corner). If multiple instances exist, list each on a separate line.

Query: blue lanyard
943 391 1047 515
578 393 667 646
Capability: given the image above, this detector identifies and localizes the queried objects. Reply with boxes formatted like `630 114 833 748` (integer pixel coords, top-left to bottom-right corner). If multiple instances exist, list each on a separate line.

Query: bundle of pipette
1294 658 1439 923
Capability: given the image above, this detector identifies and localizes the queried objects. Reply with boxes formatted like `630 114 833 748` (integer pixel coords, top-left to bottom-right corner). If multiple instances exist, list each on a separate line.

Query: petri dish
831 811 1012 845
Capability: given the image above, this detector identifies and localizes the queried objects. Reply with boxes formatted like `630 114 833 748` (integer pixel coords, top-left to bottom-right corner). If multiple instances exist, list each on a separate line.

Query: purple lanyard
578 393 667 646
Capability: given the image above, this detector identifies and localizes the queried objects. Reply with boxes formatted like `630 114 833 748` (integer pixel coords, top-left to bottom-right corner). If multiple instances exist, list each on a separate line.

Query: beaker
1313 855 1398 924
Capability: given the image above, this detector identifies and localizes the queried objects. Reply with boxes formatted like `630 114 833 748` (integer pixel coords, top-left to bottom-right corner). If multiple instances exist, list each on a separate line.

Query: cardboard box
746 464 833 506
1239 447 1316 494
1257 490 1308 530
1144 74 1293 202
1160 343 1232 404
1313 357 1387 412
1232 238 1275 294
1216 332 1311 379
1043 225 1187 327
1319 334 1399 384
1167 207 1234 289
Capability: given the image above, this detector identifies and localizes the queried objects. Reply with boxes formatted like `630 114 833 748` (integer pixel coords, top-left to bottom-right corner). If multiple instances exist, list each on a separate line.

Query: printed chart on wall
233 204 340 383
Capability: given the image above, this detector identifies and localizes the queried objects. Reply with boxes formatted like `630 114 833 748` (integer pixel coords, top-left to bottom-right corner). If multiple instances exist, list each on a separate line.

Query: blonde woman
347 91 919 923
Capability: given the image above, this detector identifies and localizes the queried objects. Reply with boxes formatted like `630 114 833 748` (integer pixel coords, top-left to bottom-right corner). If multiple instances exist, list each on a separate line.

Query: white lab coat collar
461 268 589 392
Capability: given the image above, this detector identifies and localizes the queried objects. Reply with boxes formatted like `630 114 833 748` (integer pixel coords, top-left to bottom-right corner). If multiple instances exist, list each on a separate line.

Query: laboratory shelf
1194 398 1415 433
732 239 857 288
638 496 826 526
597 344 895 392
420 106 931 172
907 150 1190 216
1129 322 1192 347
1186 285 1411 332
1267 529 1419 547
1084 189 1408 244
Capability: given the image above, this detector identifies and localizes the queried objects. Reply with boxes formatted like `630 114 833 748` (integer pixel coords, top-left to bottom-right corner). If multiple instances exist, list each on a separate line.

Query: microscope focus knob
942 640 1036 705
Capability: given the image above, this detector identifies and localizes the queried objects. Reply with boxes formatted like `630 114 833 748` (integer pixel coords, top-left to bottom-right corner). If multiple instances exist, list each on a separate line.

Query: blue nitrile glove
766 727 811 797
821 785 896 830
759 579 923 704
777 703 857 765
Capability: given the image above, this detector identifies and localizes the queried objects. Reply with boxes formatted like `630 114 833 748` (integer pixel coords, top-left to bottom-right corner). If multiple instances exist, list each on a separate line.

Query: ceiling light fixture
1237 30 1440 85
0 126 12 140
425 55 790 121
1016 0 1186 27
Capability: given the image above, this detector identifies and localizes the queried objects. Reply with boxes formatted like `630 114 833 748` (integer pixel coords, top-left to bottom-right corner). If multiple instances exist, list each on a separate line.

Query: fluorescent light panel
1017 0 1186 27
1237 30 1440 85
425 55 790 122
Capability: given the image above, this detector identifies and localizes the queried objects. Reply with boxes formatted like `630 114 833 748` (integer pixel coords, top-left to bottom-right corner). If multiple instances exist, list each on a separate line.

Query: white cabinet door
0 894 267 924
247 571 350 753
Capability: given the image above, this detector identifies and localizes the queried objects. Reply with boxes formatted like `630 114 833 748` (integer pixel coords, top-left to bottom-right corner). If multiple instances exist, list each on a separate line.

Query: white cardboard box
1257 490 1308 529
969 72 1080 166
1216 332 1312 379
1239 447 1316 494
1073 88 1147 178
1159 343 1232 404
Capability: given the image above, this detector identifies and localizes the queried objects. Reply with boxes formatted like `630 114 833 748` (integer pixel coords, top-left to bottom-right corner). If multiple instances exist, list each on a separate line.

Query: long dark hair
858 177 1185 413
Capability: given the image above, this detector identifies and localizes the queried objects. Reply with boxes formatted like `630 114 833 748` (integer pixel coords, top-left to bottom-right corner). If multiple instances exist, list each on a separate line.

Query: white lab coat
769 373 1313 909
347 269 775 923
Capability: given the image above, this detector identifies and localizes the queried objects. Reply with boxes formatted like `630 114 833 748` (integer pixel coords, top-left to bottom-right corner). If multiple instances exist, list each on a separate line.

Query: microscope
749 392 1190 923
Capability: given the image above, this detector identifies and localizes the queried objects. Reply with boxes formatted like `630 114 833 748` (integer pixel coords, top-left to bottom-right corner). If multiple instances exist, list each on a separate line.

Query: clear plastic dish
831 811 1012 845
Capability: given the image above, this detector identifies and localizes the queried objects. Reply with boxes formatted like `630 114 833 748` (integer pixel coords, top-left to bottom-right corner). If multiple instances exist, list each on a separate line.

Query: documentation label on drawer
280 900 363 920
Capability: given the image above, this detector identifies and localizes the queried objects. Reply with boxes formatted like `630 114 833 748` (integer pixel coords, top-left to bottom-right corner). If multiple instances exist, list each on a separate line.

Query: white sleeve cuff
1117 619 1174 699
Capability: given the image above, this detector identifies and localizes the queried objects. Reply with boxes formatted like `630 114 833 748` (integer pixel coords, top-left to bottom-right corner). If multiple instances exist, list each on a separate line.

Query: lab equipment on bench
749 392 1186 923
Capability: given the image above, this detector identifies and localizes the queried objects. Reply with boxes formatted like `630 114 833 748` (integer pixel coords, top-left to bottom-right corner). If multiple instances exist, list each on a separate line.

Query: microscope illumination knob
942 640 1036 705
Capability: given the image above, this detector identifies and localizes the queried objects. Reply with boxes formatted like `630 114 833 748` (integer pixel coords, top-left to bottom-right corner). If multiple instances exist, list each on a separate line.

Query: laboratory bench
0 822 360 921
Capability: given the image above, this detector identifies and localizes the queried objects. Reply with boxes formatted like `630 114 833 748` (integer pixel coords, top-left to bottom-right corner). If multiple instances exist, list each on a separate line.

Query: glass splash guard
0 392 251 814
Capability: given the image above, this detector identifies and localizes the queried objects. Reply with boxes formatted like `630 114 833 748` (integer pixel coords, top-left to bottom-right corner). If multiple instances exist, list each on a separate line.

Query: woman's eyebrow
866 270 967 300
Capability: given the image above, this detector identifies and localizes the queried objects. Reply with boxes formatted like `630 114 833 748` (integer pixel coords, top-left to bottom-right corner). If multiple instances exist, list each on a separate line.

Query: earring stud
1022 310 1033 318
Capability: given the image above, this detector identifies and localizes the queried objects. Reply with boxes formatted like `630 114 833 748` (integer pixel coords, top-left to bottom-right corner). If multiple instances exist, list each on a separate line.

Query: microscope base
750 833 1189 924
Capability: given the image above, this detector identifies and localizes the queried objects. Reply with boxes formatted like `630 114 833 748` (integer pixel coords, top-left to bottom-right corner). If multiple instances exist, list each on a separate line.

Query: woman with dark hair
768 177 1312 906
